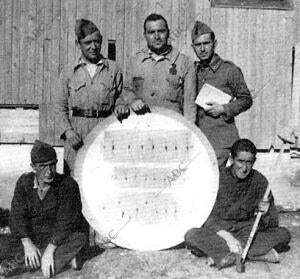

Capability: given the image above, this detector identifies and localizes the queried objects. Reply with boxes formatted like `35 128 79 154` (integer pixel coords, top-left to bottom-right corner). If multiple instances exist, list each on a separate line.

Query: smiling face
192 33 216 62
144 19 169 54
78 31 102 63
32 159 57 185
231 151 256 180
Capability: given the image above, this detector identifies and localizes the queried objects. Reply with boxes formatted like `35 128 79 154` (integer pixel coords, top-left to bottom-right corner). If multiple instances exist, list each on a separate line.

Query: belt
72 107 111 118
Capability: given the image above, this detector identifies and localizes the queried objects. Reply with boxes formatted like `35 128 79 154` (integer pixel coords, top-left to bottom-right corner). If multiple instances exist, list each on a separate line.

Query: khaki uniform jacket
56 56 126 174
122 47 197 123
195 54 253 153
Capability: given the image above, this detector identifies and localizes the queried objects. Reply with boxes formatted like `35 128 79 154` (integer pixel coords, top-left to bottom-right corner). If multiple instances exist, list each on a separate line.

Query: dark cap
31 140 57 164
75 18 101 41
191 21 213 42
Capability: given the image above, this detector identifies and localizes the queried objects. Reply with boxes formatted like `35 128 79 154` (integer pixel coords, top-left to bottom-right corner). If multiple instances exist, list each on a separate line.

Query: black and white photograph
0 0 299 278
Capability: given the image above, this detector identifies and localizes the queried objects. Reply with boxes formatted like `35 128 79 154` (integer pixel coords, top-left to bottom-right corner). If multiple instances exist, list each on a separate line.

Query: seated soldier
0 140 88 278
185 138 291 269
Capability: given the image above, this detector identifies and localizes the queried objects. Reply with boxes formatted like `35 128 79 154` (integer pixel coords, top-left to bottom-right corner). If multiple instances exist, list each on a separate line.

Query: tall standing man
185 139 291 269
0 140 87 278
123 13 197 123
56 19 128 175
191 21 252 168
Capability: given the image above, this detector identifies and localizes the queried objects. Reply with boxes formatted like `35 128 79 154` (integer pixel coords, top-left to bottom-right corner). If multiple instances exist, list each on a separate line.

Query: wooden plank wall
0 0 297 149
211 7 295 148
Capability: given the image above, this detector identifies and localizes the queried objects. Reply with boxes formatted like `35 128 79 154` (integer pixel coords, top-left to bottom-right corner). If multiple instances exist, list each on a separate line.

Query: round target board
74 107 219 251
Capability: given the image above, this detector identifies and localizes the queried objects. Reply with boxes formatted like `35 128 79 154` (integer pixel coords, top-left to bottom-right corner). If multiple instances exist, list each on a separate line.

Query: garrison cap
31 140 57 164
75 18 101 41
191 21 213 42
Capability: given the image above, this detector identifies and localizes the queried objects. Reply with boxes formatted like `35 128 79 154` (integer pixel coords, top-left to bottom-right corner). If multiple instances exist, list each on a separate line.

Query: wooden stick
237 141 286 272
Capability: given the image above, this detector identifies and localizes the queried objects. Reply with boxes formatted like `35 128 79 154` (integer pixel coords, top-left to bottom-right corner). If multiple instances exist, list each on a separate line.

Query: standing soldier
123 13 197 123
191 21 252 168
56 19 128 175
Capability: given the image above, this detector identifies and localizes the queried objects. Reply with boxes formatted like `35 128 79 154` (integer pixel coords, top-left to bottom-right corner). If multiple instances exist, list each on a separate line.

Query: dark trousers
185 226 291 266
0 232 87 276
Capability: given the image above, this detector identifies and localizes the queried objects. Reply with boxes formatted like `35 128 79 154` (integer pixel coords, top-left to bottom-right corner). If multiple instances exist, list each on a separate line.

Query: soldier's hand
225 235 243 255
205 102 225 118
258 200 270 215
21 238 41 269
114 104 130 116
41 244 56 278
130 99 147 112
65 129 82 150
217 230 243 255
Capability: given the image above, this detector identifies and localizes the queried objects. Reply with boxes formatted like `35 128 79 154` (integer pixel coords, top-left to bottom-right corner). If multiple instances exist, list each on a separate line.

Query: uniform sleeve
222 65 252 121
115 57 139 106
183 61 197 124
203 179 234 233
55 67 73 139
50 177 83 246
10 175 29 239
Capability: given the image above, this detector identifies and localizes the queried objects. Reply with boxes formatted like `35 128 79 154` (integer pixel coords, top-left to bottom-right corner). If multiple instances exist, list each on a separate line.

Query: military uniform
124 47 197 123
185 167 291 268
56 57 126 175
195 54 252 167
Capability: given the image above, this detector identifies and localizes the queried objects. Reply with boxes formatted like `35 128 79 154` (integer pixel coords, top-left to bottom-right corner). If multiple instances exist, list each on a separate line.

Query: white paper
195 83 231 110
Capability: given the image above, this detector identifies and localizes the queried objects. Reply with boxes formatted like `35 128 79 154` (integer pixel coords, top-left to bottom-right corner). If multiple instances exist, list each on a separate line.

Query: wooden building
0 0 299 149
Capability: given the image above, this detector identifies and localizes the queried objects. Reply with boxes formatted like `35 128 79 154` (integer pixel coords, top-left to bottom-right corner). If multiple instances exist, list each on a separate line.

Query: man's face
144 19 169 54
192 33 216 62
231 151 256 180
32 160 57 184
78 31 102 63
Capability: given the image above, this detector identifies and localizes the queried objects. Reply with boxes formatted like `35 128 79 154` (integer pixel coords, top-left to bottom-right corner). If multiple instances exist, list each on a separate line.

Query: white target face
74 107 219 251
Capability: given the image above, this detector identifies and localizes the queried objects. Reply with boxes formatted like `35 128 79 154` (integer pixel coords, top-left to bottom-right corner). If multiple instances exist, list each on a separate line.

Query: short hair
231 138 257 158
143 13 169 33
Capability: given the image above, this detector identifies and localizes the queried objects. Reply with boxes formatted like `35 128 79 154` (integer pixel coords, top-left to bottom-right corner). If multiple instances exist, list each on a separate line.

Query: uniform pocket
165 75 183 101
166 75 182 89
70 80 87 93
98 82 113 110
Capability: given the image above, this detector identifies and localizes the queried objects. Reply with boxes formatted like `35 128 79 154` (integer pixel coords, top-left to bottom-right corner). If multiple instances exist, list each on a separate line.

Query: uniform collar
195 53 223 72
73 55 108 72
140 46 180 64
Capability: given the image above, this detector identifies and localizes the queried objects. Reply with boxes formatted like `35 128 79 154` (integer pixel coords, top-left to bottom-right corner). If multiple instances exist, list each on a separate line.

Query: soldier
56 19 128 175
122 13 197 123
0 140 87 278
185 139 291 269
191 21 252 168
